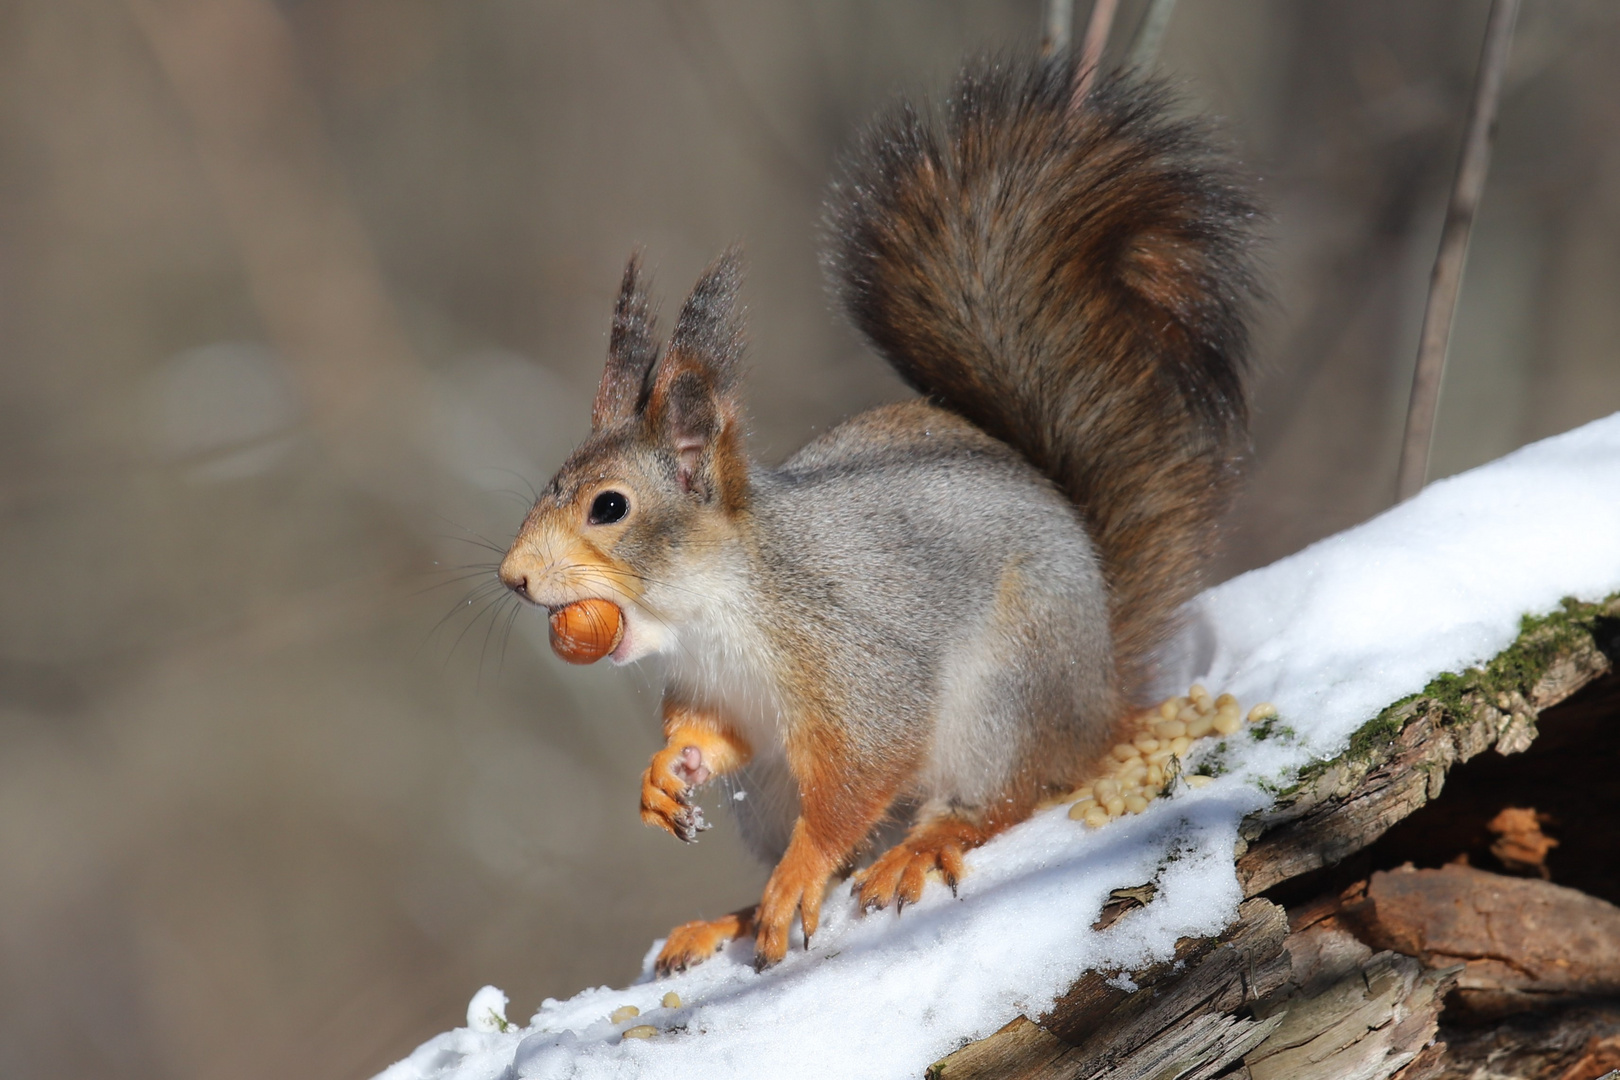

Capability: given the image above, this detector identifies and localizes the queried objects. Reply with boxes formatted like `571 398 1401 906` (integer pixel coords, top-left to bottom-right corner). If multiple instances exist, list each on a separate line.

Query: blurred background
1 1 1617 1076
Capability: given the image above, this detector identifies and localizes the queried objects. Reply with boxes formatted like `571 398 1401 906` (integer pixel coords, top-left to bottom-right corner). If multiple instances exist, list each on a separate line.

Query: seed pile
1067 686 1275 829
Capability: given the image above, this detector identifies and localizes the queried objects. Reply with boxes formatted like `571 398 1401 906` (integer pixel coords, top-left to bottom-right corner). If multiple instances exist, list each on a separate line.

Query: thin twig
1395 0 1521 502
1126 0 1179 71
1072 0 1120 105
1041 0 1073 58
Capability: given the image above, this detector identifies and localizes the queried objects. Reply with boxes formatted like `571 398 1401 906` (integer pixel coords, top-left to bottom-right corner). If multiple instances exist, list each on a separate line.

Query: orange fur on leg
654 906 757 977
852 816 1001 913
753 723 909 969
639 701 751 843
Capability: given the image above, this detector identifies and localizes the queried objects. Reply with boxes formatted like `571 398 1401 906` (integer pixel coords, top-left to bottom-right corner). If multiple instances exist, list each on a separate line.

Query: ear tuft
665 246 745 393
592 253 662 429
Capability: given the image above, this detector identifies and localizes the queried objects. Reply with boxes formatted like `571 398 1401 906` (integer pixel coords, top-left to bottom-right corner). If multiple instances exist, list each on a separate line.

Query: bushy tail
826 57 1260 693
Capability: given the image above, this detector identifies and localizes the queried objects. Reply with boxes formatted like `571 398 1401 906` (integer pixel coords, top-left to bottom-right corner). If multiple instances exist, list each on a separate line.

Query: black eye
588 490 629 525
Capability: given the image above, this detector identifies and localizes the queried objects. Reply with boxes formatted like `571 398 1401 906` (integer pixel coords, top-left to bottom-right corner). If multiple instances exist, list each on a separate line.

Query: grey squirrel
498 54 1260 973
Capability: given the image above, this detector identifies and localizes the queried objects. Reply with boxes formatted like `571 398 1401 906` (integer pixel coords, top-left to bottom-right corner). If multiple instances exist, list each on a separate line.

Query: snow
466 987 511 1034
377 412 1620 1080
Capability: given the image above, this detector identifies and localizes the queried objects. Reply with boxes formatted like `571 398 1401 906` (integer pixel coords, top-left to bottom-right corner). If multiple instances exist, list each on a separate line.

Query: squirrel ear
646 248 747 499
591 254 661 430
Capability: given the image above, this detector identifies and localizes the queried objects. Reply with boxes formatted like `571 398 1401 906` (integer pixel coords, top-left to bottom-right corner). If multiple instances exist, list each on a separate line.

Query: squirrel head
499 250 749 662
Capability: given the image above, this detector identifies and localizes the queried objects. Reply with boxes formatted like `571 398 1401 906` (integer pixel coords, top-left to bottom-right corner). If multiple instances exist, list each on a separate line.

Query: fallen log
930 595 1620 1080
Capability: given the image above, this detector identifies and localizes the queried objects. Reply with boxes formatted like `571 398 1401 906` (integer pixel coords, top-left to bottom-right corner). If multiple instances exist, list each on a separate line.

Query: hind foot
851 817 993 913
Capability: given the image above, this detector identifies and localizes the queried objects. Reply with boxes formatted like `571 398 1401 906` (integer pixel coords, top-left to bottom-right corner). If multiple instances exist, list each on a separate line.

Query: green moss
1192 740 1231 778
1250 716 1298 743
1276 591 1618 803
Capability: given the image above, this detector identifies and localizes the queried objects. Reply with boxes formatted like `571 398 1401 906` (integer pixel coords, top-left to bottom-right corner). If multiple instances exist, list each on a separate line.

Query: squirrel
498 54 1259 974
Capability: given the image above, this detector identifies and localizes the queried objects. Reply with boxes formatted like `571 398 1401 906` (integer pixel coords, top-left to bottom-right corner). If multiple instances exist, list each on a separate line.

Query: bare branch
124 0 429 488
1041 0 1073 59
1126 0 1179 71
1072 0 1120 105
1395 0 1521 502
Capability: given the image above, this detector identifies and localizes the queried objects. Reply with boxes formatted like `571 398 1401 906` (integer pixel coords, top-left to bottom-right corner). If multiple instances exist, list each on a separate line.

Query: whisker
498 598 525 673
447 589 511 671
430 512 510 554
432 533 508 556
423 580 508 647
409 569 505 598
484 466 542 504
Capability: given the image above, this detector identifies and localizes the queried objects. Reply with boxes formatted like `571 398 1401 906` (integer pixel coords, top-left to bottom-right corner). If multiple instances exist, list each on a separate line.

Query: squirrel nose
497 558 531 600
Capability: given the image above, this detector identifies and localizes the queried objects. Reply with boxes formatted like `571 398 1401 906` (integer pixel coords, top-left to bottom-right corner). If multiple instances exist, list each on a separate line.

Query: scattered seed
622 1025 658 1040
610 1005 640 1024
1187 774 1214 788
1083 805 1109 828
1247 702 1278 724
661 991 682 1009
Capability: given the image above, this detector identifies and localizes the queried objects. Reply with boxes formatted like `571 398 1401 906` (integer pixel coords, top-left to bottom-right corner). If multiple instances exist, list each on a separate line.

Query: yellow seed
1171 736 1192 757
1187 774 1214 788
1124 794 1149 814
622 1025 658 1040
661 992 682 1010
1094 778 1120 800
1187 717 1214 739
1146 765 1165 787
1159 699 1181 720
1155 719 1187 739
1189 683 1210 704
1071 786 1094 803
610 1005 641 1024
1248 702 1278 724
1083 805 1109 828
1068 798 1097 820
1178 705 1202 724
1133 733 1161 753
1215 693 1237 710
1146 748 1174 766
1214 713 1241 736
1112 743 1139 762
1105 797 1126 817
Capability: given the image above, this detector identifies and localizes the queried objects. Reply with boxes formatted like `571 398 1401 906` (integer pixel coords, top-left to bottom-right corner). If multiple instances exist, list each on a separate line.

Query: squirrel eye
588 490 629 525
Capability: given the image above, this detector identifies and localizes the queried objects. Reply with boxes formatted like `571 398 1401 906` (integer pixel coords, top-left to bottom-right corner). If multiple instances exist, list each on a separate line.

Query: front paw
640 745 712 842
655 907 756 977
